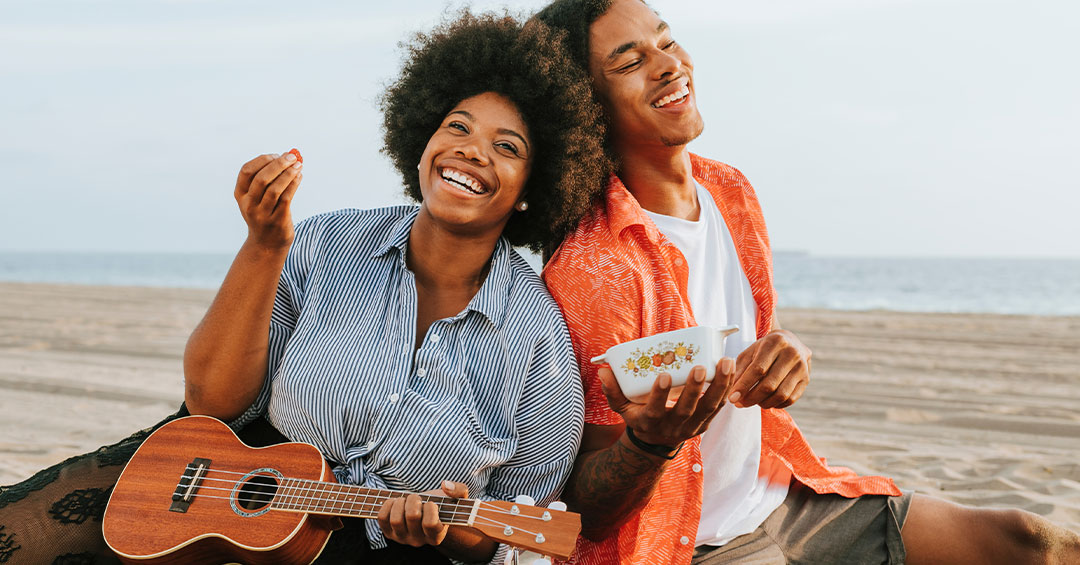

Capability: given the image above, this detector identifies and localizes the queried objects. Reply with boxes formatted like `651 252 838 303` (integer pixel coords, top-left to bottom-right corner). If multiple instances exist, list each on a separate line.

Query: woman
0 10 610 565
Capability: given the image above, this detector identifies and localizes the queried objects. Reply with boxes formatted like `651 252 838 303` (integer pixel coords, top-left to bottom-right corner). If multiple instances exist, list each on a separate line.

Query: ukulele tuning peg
514 494 536 506
547 500 567 512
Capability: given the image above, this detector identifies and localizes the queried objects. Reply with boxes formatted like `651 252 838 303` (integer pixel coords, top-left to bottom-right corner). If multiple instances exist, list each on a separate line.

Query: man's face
587 0 703 150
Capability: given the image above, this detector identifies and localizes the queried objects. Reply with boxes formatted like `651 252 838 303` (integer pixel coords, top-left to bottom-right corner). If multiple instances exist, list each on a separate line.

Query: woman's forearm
437 526 497 563
183 239 289 420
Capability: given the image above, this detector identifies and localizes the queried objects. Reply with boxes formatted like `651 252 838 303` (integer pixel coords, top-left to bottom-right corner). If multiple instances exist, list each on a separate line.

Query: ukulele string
175 464 558 526
173 468 476 520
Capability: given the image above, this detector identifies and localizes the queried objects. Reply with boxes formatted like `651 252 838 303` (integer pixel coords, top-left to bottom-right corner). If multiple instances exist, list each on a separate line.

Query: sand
1 281 1078 532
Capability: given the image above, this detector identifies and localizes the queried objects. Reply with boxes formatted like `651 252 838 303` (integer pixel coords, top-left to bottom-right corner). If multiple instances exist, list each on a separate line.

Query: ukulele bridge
170 457 211 513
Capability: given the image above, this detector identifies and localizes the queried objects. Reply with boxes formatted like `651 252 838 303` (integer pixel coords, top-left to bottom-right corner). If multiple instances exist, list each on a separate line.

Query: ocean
1 251 1078 316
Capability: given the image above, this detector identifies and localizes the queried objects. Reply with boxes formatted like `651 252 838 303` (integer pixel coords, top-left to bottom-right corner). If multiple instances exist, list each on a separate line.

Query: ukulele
103 415 580 564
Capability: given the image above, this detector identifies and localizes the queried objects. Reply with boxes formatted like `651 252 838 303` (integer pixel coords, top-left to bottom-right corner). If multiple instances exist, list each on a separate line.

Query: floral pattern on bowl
623 341 700 379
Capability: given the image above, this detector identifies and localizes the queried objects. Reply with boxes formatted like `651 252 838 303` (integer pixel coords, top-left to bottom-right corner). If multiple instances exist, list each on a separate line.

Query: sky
2 0 1078 258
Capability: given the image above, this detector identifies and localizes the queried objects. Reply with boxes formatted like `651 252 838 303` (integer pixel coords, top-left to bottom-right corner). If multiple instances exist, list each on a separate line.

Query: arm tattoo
565 437 669 539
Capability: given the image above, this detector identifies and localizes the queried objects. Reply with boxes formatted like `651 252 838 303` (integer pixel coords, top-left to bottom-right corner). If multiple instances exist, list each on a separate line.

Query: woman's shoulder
292 205 418 247
502 249 566 328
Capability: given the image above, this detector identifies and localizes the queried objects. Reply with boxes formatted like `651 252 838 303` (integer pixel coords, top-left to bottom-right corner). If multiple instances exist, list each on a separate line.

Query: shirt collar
372 206 421 259
605 153 706 243
371 205 511 327
463 237 512 327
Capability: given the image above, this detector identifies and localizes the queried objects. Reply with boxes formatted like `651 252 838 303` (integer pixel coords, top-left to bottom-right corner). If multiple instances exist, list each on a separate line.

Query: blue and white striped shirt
234 206 584 557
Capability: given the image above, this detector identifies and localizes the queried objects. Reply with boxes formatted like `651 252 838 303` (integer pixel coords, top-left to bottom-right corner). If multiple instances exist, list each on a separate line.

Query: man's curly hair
380 10 612 252
533 0 613 75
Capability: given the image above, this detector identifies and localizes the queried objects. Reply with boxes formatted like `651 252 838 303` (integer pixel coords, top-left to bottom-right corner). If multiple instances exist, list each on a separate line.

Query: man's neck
616 144 699 221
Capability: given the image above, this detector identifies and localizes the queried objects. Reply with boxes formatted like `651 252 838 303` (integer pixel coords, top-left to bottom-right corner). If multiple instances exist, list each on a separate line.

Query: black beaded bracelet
625 427 683 460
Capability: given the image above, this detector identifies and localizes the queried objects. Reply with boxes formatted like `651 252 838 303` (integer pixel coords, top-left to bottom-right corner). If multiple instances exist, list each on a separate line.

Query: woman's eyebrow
498 128 530 153
448 110 474 120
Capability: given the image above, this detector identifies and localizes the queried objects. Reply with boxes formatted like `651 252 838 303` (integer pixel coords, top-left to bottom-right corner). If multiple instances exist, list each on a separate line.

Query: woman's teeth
441 169 485 194
653 86 690 108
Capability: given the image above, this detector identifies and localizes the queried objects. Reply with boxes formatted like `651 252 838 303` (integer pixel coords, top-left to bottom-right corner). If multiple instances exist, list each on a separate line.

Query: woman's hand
377 480 469 548
234 152 303 250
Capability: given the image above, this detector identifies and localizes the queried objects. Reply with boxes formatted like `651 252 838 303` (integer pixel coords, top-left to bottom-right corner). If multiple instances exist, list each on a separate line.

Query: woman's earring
516 201 529 212
417 163 421 171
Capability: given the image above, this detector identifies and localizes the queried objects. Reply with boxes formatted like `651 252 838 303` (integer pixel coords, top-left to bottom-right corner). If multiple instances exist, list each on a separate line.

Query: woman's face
417 91 532 237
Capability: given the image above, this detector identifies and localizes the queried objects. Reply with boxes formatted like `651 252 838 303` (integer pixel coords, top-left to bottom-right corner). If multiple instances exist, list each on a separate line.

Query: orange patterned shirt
542 154 900 565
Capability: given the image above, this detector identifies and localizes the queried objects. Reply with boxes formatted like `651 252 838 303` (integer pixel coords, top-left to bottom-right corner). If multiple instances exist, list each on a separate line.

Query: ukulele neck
270 478 476 526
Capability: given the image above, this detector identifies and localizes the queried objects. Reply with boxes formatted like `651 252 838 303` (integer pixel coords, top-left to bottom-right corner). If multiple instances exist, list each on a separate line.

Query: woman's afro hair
380 9 613 252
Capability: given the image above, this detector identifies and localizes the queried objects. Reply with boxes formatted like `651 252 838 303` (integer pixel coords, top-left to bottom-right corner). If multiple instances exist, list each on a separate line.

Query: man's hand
597 358 736 448
377 480 468 547
728 329 811 410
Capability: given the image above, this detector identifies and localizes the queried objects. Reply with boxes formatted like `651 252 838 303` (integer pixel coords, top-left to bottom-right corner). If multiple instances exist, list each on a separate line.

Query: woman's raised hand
234 151 303 250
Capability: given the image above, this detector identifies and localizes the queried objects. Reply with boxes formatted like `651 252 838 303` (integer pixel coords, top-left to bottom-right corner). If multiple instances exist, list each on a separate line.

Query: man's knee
991 508 1074 564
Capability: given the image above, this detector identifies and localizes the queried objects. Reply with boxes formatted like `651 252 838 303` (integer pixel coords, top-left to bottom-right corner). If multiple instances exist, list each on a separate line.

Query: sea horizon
2 250 1079 317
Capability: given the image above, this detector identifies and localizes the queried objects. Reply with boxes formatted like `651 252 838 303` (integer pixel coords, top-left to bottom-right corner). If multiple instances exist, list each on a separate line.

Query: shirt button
389 393 400 404
692 463 702 473
416 367 427 378
674 258 684 267
367 441 376 450
680 536 690 545
430 334 441 344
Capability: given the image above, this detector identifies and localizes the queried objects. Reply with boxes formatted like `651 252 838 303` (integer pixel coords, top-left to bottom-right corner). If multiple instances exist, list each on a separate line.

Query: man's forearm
564 433 670 540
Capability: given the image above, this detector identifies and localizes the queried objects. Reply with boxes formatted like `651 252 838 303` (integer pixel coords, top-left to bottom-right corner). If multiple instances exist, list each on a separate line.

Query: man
537 0 1080 563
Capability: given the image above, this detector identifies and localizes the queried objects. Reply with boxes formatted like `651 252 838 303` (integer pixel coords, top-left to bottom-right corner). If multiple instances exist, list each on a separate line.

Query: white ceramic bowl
590 325 739 403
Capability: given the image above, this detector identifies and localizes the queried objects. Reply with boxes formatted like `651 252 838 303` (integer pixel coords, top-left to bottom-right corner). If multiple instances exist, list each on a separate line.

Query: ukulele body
103 415 335 564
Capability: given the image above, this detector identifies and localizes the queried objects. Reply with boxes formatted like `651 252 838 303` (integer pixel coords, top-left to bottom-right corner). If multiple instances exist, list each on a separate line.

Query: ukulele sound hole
237 474 279 511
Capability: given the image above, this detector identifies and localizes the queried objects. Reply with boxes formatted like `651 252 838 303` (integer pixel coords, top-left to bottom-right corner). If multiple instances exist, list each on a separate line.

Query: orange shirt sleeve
544 261 642 426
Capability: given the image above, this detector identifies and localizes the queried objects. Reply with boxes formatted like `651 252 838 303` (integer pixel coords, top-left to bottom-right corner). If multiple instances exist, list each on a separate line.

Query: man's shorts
692 480 914 565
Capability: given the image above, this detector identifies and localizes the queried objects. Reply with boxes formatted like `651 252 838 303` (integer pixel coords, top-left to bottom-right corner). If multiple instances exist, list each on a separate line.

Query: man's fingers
694 358 735 427
670 366 706 419
739 348 799 407
758 368 803 409
641 372 672 421
776 379 808 409
730 345 779 406
597 367 634 413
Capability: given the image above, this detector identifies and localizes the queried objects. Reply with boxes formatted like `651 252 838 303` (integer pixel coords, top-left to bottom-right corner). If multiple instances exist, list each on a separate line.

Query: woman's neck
406 209 501 294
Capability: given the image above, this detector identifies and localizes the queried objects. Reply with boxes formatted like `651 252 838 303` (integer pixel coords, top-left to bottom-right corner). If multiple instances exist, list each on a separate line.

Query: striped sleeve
227 219 313 430
478 319 583 565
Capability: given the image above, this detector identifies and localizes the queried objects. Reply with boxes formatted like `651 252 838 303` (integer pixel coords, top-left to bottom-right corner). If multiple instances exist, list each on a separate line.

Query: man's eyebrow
605 21 672 62
498 128 530 153
606 40 639 61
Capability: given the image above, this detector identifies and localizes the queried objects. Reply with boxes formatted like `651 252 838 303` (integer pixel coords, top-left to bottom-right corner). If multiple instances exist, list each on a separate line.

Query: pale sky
2 0 1078 257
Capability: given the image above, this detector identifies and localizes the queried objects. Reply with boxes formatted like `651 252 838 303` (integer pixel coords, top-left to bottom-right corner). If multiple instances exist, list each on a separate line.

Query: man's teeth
441 169 484 194
652 86 690 108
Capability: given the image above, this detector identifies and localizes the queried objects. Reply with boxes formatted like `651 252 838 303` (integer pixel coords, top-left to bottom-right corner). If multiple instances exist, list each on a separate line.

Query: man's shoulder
690 153 754 190
544 214 638 282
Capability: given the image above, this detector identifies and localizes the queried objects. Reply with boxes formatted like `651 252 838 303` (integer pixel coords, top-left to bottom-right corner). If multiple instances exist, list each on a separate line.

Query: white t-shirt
644 183 791 547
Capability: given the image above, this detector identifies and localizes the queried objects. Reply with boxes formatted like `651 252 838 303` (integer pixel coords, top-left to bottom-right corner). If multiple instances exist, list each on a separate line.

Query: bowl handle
590 355 607 365
713 325 740 354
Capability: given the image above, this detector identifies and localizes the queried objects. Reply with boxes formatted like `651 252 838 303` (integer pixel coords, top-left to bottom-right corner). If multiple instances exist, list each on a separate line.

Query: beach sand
1 281 1078 532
